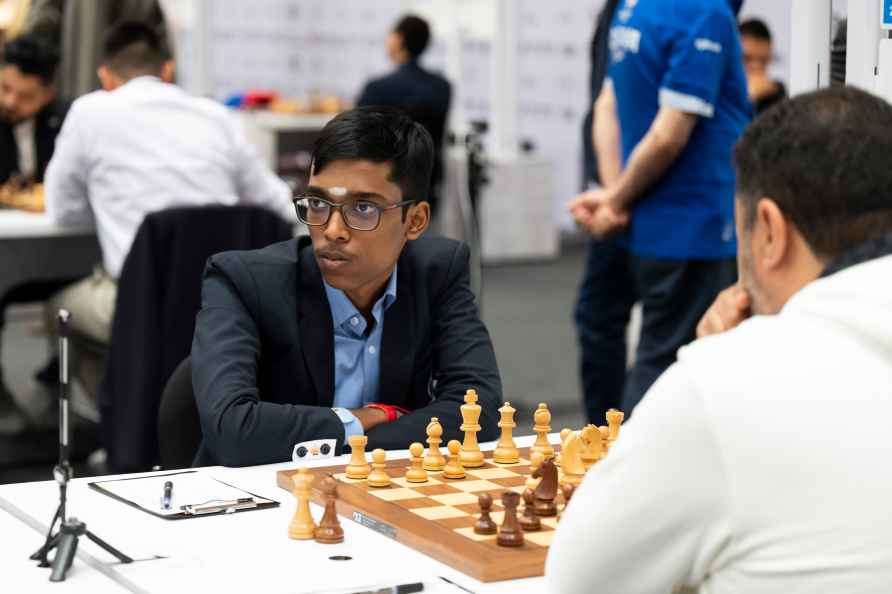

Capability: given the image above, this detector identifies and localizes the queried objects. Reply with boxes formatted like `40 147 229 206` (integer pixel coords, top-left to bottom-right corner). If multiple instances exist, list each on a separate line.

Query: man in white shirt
44 21 294 345
546 87 892 593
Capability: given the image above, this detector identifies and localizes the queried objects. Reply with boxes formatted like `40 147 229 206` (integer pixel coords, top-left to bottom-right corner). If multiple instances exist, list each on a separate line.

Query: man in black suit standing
357 15 451 216
191 106 501 467
0 34 68 185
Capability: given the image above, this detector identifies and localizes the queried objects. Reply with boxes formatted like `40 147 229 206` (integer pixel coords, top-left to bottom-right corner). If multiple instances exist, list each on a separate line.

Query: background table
0 435 555 593
0 211 100 301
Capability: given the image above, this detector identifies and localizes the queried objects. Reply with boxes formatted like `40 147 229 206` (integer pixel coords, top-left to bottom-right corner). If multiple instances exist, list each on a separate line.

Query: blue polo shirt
608 0 751 259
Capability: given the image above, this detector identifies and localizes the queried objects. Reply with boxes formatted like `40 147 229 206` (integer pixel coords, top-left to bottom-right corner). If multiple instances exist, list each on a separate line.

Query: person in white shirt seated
546 86 892 594
44 20 294 349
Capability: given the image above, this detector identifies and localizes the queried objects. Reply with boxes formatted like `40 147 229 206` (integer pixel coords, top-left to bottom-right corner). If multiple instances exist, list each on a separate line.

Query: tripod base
32 517 133 582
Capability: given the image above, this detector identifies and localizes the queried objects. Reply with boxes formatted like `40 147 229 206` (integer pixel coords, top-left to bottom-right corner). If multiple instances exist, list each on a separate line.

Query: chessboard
276 446 567 582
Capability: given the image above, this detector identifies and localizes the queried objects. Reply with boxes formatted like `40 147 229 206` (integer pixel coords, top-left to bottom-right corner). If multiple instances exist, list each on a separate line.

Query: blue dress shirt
323 266 398 442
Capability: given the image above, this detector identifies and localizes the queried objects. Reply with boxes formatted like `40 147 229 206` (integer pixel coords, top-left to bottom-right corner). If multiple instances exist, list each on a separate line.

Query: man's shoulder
402 234 466 273
208 238 301 279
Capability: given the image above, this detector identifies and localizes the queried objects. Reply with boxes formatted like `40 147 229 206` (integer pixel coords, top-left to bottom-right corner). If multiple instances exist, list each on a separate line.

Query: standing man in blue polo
570 0 750 418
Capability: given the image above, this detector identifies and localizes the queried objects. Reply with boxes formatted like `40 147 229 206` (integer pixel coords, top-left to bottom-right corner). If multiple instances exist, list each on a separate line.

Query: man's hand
747 73 779 102
568 189 629 239
350 407 389 432
349 406 405 432
696 284 752 339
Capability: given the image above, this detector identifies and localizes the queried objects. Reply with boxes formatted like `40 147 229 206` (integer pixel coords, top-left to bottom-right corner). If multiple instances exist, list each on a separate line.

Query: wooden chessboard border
276 447 557 582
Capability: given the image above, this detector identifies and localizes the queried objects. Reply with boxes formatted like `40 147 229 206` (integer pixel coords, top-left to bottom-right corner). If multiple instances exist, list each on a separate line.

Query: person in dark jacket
191 107 501 467
0 33 68 185
357 15 451 216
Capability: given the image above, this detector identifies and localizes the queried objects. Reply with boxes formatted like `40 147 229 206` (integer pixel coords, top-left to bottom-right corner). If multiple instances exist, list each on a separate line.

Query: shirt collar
323 265 398 330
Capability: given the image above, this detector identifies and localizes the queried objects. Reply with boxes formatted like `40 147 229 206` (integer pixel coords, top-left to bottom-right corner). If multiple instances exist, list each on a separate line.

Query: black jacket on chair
101 205 293 472
191 235 501 467
0 97 70 184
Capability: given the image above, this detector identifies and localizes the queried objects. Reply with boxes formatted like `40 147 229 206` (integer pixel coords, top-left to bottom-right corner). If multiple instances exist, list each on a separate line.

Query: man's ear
754 198 789 271
160 60 176 83
405 201 430 240
97 66 118 91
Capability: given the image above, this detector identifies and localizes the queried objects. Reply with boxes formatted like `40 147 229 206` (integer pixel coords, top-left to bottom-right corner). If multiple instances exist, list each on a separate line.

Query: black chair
99 205 293 472
157 356 201 469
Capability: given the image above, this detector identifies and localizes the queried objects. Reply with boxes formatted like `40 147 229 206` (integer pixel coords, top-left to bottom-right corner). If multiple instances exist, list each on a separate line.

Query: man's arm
191 254 345 467
607 106 697 212
44 102 93 226
229 116 297 224
366 242 502 448
546 363 730 593
593 81 623 188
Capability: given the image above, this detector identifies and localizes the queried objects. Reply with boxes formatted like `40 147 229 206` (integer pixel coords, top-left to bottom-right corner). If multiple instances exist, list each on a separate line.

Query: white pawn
367 448 391 488
406 442 428 483
442 440 466 479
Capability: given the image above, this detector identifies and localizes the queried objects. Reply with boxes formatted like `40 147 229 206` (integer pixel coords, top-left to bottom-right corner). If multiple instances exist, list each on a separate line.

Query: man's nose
323 208 350 242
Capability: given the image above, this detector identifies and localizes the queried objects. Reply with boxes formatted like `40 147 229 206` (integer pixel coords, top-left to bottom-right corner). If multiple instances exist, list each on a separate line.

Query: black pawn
474 492 498 535
519 488 541 531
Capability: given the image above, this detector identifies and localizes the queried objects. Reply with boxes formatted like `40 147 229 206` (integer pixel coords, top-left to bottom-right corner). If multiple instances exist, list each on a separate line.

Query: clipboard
88 470 279 520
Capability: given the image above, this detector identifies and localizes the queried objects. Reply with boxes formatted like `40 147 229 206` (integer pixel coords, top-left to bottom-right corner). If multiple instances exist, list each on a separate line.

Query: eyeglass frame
292 194 419 231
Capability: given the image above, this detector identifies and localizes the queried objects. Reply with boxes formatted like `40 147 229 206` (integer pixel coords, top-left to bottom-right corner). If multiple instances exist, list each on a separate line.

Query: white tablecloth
0 436 556 594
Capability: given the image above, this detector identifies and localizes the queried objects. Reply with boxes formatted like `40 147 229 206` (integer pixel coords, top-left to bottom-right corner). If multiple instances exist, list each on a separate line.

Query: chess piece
559 431 585 487
532 458 558 517
580 424 604 471
459 389 485 468
493 402 519 464
599 426 610 455
606 408 624 448
554 427 572 467
561 482 575 506
474 492 498 535
423 417 446 471
405 442 428 483
367 449 391 488
531 403 554 460
314 475 344 544
442 440 465 479
519 488 541 531
527 450 544 489
288 468 316 540
345 434 371 479
497 491 524 547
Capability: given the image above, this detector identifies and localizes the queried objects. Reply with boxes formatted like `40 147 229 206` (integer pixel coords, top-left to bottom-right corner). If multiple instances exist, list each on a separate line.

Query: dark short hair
739 18 772 42
394 15 431 59
101 21 168 77
2 34 59 85
734 87 892 261
311 106 434 204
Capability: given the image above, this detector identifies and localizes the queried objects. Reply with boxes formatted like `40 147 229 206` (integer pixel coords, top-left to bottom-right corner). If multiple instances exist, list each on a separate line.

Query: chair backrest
100 205 293 473
158 356 200 469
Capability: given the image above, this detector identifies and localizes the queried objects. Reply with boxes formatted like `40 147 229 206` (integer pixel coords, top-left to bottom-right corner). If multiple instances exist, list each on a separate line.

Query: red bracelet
365 403 411 422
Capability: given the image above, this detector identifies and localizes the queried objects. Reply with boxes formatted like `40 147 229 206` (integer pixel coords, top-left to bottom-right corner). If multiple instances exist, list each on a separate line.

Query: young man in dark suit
357 15 451 216
0 34 69 185
191 106 501 467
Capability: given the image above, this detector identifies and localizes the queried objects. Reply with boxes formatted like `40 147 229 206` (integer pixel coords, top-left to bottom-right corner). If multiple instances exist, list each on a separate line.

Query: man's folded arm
366 242 502 448
191 255 344 466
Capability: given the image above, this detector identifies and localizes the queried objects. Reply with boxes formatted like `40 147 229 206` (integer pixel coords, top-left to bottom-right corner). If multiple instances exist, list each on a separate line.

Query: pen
160 480 173 510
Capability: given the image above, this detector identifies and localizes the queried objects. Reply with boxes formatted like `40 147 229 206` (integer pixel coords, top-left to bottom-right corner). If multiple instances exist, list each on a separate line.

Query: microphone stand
29 309 132 581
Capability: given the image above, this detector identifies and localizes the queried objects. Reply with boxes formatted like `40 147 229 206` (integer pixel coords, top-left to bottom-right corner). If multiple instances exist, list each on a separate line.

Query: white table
0 436 554 594
0 211 100 300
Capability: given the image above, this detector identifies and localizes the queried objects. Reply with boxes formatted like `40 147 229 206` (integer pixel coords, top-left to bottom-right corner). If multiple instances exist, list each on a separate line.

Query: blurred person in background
575 0 623 425
20 0 168 97
0 32 66 185
42 21 293 397
739 18 786 114
569 0 751 418
0 32 68 435
358 14 451 217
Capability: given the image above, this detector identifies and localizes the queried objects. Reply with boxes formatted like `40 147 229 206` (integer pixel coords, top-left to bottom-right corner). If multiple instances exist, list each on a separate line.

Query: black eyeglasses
292 195 417 231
